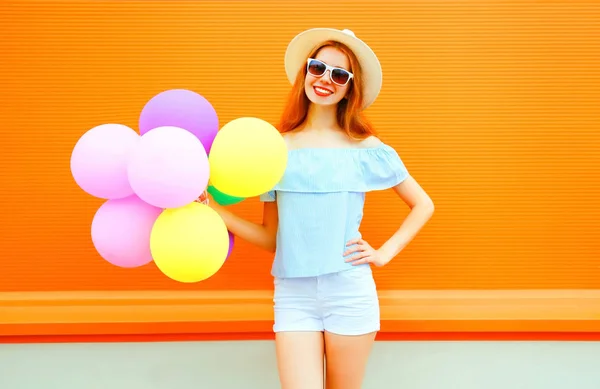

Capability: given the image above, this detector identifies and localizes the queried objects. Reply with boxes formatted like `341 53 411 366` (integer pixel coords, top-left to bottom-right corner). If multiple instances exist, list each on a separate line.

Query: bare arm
345 174 435 266
378 175 435 260
342 137 435 266
208 199 278 253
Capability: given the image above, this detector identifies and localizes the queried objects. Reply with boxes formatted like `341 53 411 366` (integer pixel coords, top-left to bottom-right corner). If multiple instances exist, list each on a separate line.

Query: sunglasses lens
308 60 326 76
331 69 350 85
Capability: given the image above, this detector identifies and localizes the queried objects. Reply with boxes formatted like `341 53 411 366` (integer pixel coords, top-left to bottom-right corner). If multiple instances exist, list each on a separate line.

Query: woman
207 28 434 389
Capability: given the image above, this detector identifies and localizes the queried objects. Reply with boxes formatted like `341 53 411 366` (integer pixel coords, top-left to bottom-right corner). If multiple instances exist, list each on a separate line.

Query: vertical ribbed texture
0 1 598 291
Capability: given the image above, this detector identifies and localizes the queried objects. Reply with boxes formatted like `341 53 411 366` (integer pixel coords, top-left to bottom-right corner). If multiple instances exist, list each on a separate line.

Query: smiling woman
199 26 437 389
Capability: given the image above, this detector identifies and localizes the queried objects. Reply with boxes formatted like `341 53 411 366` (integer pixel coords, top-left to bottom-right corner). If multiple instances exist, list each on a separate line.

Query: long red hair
278 40 376 140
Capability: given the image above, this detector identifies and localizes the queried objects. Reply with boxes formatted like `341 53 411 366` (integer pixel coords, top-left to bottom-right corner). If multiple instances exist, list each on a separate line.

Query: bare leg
324 331 376 389
276 331 325 389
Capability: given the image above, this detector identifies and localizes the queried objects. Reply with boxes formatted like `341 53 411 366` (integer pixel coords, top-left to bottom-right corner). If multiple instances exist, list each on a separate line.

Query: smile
314 86 334 96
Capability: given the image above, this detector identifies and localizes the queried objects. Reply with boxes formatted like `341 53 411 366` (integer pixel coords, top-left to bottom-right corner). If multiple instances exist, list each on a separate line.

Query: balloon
139 89 219 153
91 195 162 268
128 126 209 209
226 230 235 259
208 117 288 197
150 202 229 283
70 123 139 199
207 185 244 206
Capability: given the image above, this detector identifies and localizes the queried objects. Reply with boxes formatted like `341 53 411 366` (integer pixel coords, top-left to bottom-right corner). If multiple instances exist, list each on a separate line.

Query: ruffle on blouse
260 144 409 202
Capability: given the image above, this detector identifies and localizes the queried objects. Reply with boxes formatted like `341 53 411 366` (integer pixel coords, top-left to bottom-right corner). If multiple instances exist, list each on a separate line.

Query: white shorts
273 265 380 336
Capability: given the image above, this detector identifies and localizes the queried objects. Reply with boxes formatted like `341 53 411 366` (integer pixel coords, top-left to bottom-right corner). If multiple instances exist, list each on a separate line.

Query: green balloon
207 185 245 206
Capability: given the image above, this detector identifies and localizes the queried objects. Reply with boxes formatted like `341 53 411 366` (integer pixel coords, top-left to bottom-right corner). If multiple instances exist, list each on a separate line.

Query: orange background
1 0 599 293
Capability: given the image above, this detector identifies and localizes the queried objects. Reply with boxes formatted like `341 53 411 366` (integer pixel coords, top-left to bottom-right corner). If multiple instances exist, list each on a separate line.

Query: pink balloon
139 89 219 154
91 195 162 268
127 126 210 209
70 124 139 199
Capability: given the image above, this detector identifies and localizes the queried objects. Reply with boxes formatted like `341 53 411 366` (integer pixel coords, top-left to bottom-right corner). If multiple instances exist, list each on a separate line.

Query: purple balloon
139 89 219 153
70 124 139 199
226 231 235 260
91 195 163 268
127 126 210 209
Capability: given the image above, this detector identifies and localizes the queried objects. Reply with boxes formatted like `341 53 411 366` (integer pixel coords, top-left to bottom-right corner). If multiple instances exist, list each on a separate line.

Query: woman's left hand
343 238 390 267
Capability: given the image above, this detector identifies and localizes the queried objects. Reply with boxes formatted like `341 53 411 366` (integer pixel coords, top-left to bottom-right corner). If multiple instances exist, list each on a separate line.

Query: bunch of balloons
70 89 287 283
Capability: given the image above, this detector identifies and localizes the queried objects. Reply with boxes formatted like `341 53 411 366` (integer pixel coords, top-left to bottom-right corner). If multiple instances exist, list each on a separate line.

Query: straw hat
284 28 383 109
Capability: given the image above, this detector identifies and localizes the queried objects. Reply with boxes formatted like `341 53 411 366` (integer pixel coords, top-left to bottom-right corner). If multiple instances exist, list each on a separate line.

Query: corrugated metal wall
1 0 598 291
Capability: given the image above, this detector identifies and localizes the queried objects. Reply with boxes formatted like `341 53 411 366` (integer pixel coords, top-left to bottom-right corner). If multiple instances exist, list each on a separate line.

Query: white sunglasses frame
306 58 354 86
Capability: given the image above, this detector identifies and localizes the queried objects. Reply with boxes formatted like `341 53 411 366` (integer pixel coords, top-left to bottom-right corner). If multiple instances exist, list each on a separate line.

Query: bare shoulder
355 135 383 149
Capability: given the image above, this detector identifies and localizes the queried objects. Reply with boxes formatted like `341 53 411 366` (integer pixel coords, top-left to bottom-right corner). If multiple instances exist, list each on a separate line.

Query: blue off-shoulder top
260 143 409 278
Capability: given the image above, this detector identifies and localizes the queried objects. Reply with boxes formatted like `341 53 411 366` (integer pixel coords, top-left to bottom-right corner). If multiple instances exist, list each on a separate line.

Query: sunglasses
306 58 354 86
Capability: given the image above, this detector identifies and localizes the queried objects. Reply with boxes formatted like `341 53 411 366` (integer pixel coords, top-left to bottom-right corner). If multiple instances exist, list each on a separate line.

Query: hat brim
284 28 382 110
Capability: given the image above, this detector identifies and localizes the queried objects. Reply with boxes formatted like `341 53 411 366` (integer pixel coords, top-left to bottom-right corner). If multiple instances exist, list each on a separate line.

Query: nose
320 70 333 84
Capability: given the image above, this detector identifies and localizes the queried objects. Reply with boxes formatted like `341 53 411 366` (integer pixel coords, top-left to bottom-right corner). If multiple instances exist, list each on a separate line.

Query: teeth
315 87 333 94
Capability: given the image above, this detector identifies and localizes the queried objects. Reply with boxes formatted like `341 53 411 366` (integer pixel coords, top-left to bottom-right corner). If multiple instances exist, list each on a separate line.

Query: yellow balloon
208 117 288 198
150 202 229 283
